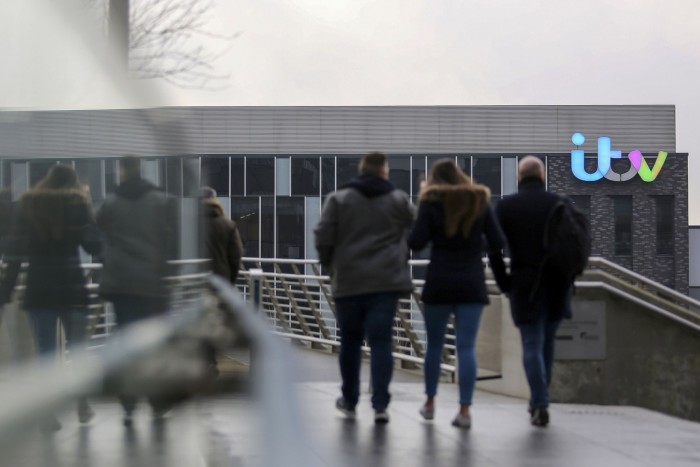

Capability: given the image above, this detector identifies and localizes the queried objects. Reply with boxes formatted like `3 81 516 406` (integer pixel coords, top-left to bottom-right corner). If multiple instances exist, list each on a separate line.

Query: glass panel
182 158 201 198
165 157 182 197
292 157 320 196
305 197 321 260
460 157 472 178
412 156 426 200
613 196 632 256
29 160 56 187
75 159 103 202
388 157 410 194
277 197 304 259
231 196 259 257
321 157 335 194
201 157 229 196
472 157 501 196
11 162 29 201
276 158 290 196
231 157 244 196
336 157 361 188
247 158 274 195
569 195 591 222
260 196 274 260
503 157 517 196
141 159 161 187
656 196 674 255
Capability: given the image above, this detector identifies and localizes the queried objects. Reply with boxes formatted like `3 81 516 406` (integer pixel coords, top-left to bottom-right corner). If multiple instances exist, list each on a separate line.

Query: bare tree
86 0 235 89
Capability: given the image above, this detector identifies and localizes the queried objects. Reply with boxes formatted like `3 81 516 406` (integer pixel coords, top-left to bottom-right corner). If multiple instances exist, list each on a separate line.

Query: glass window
292 157 320 196
502 157 518 196
388 157 410 194
569 195 591 223
75 159 103 201
29 160 56 187
277 197 305 259
276 158 290 196
472 157 501 197
412 156 426 200
460 157 472 178
231 196 259 257
165 157 182 197
202 157 229 196
231 157 244 195
656 196 674 255
321 158 335 194
260 196 274 260
182 158 200 197
305 197 321 260
336 157 361 188
613 196 632 256
247 158 275 195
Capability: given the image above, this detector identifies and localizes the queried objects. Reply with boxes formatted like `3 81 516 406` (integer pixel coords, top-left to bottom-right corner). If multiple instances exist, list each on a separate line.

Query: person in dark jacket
495 155 572 428
0 164 101 430
201 187 243 284
96 155 177 426
314 152 415 424
408 159 508 429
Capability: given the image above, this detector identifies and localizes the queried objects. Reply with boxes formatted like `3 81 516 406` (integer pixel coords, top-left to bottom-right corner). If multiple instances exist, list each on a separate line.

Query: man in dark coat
314 152 415 424
201 187 243 284
495 155 572 428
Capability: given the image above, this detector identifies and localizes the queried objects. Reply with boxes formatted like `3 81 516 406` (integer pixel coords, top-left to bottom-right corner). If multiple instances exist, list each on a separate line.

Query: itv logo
570 132 668 183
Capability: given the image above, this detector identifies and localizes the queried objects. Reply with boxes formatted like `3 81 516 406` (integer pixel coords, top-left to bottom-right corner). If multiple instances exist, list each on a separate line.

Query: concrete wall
477 289 700 422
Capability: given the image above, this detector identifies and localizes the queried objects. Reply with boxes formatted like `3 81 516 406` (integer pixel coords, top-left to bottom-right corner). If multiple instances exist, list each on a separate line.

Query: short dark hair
119 155 141 180
359 152 387 176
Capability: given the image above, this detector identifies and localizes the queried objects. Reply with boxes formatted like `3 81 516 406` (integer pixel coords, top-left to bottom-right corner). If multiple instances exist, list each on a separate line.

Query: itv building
0 105 689 293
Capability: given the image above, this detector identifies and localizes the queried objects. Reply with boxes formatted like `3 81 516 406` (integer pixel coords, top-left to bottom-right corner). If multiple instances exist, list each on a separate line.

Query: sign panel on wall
554 300 606 360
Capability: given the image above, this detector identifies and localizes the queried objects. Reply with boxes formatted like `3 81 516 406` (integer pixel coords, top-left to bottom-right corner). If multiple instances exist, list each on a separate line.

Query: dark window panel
75 159 103 202
412 156 426 198
292 157 320 196
231 196 259 258
613 196 633 256
247 158 275 195
260 196 274 263
277 197 305 259
321 158 335 194
460 157 472 178
231 157 244 195
473 157 501 196
336 158 361 188
165 158 182 197
389 157 410 194
182 158 201 198
201 157 229 196
656 196 674 255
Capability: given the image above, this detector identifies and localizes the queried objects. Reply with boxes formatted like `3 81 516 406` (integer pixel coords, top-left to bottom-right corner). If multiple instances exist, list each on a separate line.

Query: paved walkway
3 347 700 466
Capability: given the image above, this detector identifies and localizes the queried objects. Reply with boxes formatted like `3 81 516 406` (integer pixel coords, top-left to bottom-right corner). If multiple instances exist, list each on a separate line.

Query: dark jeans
517 314 561 410
335 292 399 412
27 308 87 357
107 294 168 414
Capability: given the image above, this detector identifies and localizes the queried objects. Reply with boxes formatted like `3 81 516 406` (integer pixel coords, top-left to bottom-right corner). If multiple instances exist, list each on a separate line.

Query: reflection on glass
336 158 361 188
277 198 304 259
231 196 259 257
388 157 410 194
473 157 501 196
75 159 103 201
165 157 182 197
261 196 274 261
321 158 335 194
231 157 244 195
412 156 425 199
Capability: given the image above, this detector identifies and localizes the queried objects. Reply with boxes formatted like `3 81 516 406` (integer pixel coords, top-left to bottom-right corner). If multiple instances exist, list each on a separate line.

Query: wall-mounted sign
570 133 667 182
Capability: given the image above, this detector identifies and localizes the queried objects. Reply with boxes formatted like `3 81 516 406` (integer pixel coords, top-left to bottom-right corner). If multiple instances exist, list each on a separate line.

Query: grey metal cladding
0 105 676 158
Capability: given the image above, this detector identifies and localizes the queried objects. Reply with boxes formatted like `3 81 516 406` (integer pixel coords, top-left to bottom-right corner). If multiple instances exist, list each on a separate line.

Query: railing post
249 268 263 309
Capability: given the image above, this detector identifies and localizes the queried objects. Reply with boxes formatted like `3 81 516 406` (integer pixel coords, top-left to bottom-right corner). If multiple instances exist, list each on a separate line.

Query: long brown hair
419 159 490 237
20 164 90 241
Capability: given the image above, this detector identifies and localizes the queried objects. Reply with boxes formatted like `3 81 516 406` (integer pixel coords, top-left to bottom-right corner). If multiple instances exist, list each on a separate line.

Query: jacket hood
420 183 491 203
343 174 395 198
115 177 159 200
203 198 224 218
420 183 490 238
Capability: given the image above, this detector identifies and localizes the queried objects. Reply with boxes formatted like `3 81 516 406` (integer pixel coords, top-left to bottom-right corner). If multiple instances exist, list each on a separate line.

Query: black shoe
335 397 356 419
530 407 549 427
374 410 390 424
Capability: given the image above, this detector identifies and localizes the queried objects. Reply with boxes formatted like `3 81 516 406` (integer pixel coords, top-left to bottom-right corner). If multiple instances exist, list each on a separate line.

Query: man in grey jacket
97 155 176 425
315 152 415 424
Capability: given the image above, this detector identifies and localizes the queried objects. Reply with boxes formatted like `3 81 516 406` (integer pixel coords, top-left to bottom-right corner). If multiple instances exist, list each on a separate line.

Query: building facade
0 105 688 292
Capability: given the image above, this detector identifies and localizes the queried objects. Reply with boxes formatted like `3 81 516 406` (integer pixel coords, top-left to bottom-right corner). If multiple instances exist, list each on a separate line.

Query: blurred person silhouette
97 154 176 426
408 159 509 429
0 164 101 431
200 187 243 285
314 152 415 424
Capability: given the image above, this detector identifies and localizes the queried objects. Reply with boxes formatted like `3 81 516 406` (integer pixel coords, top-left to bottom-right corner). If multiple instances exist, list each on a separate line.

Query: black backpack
542 198 591 281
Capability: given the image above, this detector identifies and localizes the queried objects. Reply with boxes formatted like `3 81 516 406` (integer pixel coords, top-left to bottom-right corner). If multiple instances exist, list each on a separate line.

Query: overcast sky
1 0 699 222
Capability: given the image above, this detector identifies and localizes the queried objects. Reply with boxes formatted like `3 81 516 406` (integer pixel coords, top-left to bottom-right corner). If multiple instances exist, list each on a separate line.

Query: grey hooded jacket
314 175 415 299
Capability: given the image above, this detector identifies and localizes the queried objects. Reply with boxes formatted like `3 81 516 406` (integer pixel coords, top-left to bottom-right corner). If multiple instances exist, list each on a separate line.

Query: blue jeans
335 292 399 411
423 303 483 405
27 308 87 357
518 315 561 410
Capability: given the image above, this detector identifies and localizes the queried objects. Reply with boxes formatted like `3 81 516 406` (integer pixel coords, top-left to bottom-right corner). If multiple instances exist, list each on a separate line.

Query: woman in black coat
0 164 101 429
408 159 509 429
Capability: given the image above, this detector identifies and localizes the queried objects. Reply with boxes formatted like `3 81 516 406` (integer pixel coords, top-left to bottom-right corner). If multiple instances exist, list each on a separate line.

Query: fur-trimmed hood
19 188 92 241
419 183 491 237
